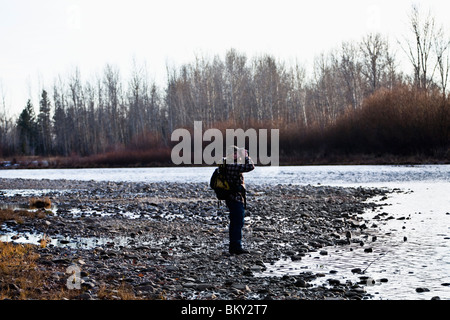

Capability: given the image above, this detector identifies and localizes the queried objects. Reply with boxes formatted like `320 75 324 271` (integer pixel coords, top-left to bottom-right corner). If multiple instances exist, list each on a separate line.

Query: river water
0 164 448 185
1 164 449 300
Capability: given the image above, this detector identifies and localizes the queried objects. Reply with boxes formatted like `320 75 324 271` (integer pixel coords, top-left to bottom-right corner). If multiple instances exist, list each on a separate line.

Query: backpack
209 160 232 200
210 160 247 208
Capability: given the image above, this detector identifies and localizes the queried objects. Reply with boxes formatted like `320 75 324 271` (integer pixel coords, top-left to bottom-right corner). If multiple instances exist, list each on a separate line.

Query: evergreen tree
37 89 52 155
17 100 37 155
53 87 68 156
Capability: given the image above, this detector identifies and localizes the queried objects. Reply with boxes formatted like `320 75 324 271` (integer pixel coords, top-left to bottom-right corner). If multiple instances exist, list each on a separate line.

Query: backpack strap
217 159 226 208
219 159 227 174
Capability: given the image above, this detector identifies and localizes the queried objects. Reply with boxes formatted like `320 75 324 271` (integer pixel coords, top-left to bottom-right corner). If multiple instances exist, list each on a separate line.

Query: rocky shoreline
0 178 391 300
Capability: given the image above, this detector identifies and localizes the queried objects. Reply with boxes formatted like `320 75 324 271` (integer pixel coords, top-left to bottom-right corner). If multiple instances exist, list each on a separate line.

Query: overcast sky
1 0 450 117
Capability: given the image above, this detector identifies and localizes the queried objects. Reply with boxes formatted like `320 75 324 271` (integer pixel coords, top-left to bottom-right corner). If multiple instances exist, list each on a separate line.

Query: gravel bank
0 178 391 300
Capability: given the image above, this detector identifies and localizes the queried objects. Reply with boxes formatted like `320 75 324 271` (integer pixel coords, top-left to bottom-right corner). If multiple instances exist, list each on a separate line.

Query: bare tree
225 49 248 125
401 5 436 90
4 41 418 160
433 26 450 97
128 59 147 138
0 82 15 155
311 53 340 126
287 63 307 126
103 64 125 146
338 42 365 110
360 33 394 93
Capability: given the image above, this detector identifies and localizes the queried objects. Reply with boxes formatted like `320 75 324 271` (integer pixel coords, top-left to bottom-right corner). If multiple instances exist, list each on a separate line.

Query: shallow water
0 227 128 249
258 181 450 300
1 164 449 299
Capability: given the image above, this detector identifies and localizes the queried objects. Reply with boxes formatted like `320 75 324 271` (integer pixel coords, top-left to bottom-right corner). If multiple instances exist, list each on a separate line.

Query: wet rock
81 281 96 290
316 273 326 277
232 283 250 292
243 269 253 276
327 279 341 286
52 258 70 265
291 255 302 261
250 265 263 272
182 282 196 288
137 284 156 293
329 270 338 274
0 178 393 300
359 276 375 286
77 292 93 300
294 279 308 288
196 283 215 291
165 265 179 272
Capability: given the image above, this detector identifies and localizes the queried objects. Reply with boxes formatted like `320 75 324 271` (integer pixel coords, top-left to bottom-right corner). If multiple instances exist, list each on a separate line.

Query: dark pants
225 199 245 251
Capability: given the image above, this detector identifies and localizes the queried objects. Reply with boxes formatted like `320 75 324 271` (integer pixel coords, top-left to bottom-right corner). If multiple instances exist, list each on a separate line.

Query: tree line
0 6 449 164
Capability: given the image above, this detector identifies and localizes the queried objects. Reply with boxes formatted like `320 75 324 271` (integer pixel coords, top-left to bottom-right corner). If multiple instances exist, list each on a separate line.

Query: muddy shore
0 178 392 300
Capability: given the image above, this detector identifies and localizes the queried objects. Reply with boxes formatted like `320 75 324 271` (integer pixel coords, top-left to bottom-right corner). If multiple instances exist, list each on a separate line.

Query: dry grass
97 282 139 300
0 208 47 224
278 85 450 163
0 241 44 299
0 208 67 299
29 197 52 209
1 201 146 300
0 241 85 300
334 85 450 156
0 241 144 300
0 207 143 300
0 197 51 223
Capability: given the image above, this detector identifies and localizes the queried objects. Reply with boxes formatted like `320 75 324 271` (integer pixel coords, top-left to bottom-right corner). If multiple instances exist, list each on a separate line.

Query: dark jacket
222 156 255 203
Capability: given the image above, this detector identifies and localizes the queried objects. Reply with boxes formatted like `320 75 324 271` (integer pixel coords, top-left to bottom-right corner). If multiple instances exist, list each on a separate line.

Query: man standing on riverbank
222 146 255 255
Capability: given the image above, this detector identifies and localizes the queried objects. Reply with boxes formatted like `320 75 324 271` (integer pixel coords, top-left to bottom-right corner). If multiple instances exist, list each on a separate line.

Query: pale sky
1 0 450 117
